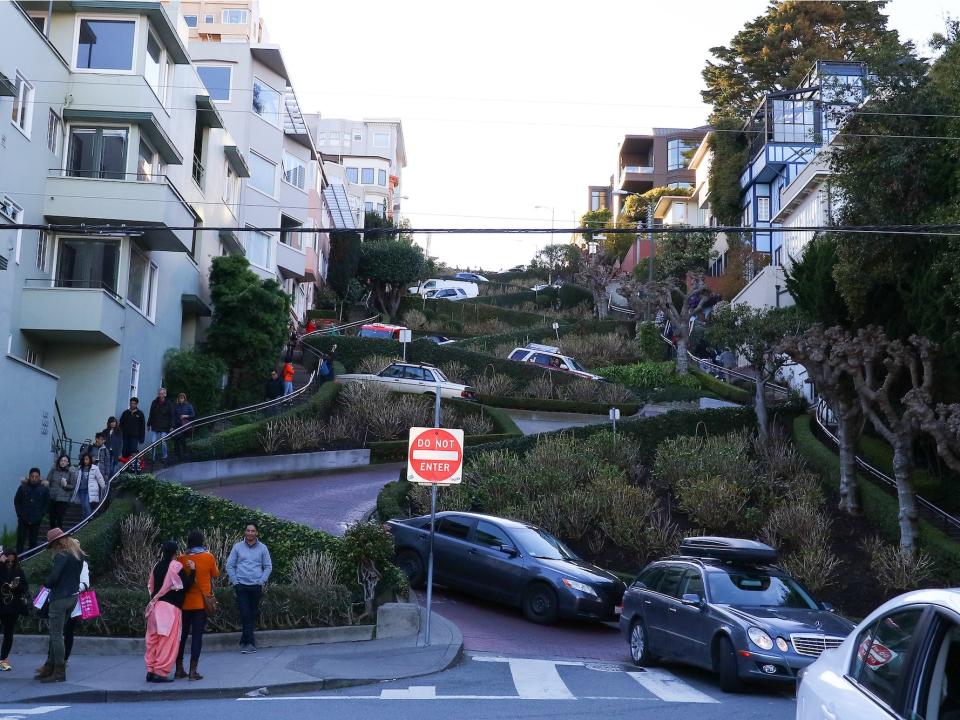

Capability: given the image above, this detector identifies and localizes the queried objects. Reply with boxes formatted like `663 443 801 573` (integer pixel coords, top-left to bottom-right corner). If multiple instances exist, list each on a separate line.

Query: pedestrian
145 540 194 683
226 523 272 653
282 361 295 396
326 344 338 381
305 318 317 335
103 417 123 477
175 530 220 680
62 556 90 669
119 397 146 458
14 468 49 553
73 453 106 519
46 454 76 530
265 370 283 400
0 549 29 672
173 393 196 460
35 529 83 683
285 326 298 363
147 388 176 463
89 433 112 476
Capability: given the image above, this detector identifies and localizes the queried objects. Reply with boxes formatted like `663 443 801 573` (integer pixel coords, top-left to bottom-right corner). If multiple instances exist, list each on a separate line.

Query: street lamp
534 205 556 283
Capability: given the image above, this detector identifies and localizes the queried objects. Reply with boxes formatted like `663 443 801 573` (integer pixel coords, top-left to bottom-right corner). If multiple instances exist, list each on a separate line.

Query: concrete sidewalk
0 608 462 703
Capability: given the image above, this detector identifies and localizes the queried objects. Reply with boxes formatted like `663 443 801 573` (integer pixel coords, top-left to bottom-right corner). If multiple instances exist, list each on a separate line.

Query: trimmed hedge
476 394 640 416
466 290 544 307
791 415 960 582
370 432 519 463
456 319 634 353
377 478 412 522
691 368 752 404
306 309 338 319
559 284 593 308
400 296 549 328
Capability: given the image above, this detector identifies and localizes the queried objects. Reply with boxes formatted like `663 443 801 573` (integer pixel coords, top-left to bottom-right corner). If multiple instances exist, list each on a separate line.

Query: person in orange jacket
282 361 295 395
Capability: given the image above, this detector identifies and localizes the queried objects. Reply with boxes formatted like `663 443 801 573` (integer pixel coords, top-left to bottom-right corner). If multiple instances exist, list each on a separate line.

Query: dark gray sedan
386 511 625 624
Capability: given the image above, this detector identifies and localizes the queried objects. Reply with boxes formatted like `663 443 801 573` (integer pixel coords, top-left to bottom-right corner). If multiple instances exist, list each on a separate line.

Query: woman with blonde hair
36 529 83 683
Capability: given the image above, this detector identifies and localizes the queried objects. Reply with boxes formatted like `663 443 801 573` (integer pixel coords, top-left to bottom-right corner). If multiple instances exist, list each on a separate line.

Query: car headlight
562 578 598 597
776 637 789 653
748 627 774 651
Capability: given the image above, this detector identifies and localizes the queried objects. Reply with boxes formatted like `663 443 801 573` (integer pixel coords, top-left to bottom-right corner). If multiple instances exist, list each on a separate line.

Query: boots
34 662 53 679
40 663 66 683
188 659 203 681
174 661 188 680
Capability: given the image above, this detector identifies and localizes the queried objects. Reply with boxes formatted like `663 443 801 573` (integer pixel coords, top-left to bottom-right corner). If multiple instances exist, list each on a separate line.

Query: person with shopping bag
35 529 83 683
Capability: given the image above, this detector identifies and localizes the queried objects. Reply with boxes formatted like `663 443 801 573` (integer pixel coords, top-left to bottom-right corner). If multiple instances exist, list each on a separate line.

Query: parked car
425 288 469 301
387 511 625 624
359 323 408 340
620 536 855 693
507 343 603 381
796 588 960 720
418 335 455 345
408 279 479 298
454 272 489 283
338 361 476 400
531 283 553 292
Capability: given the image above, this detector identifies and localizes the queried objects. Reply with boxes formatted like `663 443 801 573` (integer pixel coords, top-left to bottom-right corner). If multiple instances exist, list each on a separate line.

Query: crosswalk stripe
628 670 719 704
507 658 576 700
0 710 69 716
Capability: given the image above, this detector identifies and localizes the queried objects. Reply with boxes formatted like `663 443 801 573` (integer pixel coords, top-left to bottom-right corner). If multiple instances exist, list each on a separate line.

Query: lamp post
534 205 555 283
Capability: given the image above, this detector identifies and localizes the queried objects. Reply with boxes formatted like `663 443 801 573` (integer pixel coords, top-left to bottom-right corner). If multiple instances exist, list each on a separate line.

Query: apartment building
0 0 260 531
307 115 407 222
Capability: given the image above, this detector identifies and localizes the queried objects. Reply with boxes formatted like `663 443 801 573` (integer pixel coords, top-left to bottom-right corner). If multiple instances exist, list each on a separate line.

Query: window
183 14 198 27
634 566 665 591
674 202 687 223
361 168 374 185
402 367 426 381
252 78 280 127
248 151 276 196
28 13 46 33
129 359 140 399
667 138 698 171
364 201 374 212
222 8 249 24
436 516 472 540
757 197 770 222
378 169 387 186
55 238 121 294
352 129 362 142
680 570 705 598
137 138 156 181
346 167 359 184
590 190 606 211
67 127 128 179
244 226 272 268
0 197 23 265
75 18 136 71
204 14 214 23
223 163 240 212
197 65 231 101
36 230 48 271
145 31 162 97
772 99 816 143
373 131 390 148
656 567 686 598
474 521 512 549
11 72 34 136
850 608 924 710
282 152 306 190
127 247 158 319
47 110 63 155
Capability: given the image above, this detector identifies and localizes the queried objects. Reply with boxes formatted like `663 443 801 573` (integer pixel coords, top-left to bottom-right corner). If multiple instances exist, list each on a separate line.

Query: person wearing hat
36 528 83 683
145 541 194 683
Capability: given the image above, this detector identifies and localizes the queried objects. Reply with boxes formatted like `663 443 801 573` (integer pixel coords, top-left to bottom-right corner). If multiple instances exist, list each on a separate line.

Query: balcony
44 172 195 252
276 241 307 281
19 285 125 345
304 246 320 284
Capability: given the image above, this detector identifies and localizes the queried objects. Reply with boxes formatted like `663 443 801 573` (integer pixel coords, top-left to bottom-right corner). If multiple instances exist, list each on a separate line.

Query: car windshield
511 527 578 560
707 571 818 609
567 358 589 373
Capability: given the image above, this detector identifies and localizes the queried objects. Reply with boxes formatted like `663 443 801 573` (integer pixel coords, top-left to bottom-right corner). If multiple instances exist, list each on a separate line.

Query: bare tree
575 257 619 320
904 391 960 474
641 274 713 374
778 325 864 514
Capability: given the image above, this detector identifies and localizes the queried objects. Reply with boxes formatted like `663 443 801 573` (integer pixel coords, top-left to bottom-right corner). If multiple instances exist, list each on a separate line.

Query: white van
407 279 479 298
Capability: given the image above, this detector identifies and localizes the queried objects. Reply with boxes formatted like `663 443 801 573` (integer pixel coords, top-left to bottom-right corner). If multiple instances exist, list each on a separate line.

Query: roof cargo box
679 536 779 564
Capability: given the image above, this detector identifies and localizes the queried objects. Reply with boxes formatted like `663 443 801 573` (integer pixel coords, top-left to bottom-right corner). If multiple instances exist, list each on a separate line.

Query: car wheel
395 550 425 589
717 636 744 693
629 620 655 666
522 583 559 624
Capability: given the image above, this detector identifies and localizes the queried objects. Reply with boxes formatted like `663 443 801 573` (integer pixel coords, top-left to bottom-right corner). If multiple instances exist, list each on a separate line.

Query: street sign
609 407 621 421
399 328 413 362
407 426 464 485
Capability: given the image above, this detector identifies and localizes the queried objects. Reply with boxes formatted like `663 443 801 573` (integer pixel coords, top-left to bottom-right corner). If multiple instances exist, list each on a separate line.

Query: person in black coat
147 389 176 462
265 370 283 400
0 548 29 671
14 468 49 553
119 398 146 457
103 416 123 476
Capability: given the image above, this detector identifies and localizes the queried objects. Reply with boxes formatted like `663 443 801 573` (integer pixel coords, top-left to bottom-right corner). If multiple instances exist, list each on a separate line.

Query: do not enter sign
407 427 464 485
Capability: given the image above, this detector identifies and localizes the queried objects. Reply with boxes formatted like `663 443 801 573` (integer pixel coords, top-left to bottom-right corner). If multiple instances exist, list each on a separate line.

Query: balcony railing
49 168 170 184
623 166 654 174
25 277 122 301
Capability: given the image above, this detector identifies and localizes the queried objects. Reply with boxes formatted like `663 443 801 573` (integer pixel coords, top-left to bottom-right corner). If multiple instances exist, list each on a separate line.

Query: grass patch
476 394 640 416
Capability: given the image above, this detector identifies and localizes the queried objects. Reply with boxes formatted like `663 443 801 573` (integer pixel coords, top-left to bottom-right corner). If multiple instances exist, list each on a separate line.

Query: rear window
437 516 472 540
360 328 395 339
509 350 527 361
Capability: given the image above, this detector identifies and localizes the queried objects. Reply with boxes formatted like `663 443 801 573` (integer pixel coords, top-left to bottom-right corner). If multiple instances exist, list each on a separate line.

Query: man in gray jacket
226 523 272 653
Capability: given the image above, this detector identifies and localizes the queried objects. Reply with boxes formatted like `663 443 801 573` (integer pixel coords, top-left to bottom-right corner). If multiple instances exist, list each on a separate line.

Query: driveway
504 409 607 435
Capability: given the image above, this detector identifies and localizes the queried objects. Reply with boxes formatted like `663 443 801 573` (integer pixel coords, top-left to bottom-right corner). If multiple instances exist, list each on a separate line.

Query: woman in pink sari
145 541 193 682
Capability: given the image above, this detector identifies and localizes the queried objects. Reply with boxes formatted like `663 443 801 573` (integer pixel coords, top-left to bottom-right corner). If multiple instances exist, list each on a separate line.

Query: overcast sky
267 0 955 271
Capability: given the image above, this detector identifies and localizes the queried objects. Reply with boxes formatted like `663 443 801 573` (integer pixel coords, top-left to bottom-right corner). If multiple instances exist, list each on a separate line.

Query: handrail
812 400 960 537
20 314 373 563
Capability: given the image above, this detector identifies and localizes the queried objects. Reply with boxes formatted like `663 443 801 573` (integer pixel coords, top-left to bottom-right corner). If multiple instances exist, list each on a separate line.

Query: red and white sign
407 427 464 485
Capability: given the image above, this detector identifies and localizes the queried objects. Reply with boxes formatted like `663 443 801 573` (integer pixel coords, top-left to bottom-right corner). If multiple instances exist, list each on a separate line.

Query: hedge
791 415 960 582
476 394 640 416
855 435 957 513
466 290 544 307
399 296 549 328
456 319 634 352
690 368 752 404
370 432 520 463
377 478 412 522
558 284 593 308
306 309 338 319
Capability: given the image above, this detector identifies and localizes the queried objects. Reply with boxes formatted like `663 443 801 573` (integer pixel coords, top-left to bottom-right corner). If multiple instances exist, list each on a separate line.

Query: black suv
619 537 855 692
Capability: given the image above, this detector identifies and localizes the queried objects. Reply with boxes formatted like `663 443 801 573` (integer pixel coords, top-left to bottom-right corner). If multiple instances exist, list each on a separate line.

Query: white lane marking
381 686 437 699
239 695 659 702
472 655 580 666
410 449 459 461
628 670 719 704
507 659 576 700
0 710 69 716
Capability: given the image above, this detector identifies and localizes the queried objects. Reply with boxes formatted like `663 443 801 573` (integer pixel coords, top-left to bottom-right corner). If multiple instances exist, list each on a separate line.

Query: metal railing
812 400 960 538
20 314 378 563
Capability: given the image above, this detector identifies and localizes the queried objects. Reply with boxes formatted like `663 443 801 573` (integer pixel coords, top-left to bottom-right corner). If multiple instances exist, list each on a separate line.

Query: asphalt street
3 652 796 720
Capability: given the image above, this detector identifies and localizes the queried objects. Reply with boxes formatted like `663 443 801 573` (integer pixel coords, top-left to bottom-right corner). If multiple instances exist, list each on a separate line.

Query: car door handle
819 703 837 720
668 607 678 613
467 548 478 555
643 600 652 605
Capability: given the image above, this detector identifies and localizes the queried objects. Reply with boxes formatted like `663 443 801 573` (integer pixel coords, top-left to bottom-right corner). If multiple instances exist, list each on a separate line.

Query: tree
579 208 612 244
656 231 716 282
706 118 749 226
702 1 914 120
362 211 397 242
714 235 770 301
619 186 693 226
162 348 227 418
778 325 863 513
534 243 580 283
575 251 618 320
327 230 361 301
206 256 290 406
782 236 850 327
357 240 427 319
707 304 804 439
644 275 714 375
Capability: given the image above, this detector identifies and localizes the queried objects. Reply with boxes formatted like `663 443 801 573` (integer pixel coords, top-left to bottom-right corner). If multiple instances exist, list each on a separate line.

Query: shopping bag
32 586 50 609
71 599 82 618
77 590 100 620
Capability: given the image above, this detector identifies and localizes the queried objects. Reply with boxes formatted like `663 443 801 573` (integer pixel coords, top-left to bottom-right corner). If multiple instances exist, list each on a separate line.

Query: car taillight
461 389 475 399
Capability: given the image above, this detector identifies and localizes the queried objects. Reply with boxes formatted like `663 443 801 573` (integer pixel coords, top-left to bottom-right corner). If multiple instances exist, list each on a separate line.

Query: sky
266 0 955 272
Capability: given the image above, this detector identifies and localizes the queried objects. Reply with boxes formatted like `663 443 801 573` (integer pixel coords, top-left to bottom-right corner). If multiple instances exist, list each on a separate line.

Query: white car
425 288 468 301
796 588 960 720
338 361 476 400
506 343 603 381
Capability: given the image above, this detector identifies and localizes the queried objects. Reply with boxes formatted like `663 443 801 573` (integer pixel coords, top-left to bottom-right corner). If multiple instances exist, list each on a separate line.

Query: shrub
258 419 286 454
779 542 842 594
339 382 431 440
356 354 398 375
162 348 227 418
460 413 494 436
341 522 407 619
636 322 669 361
860 536 938 594
559 332 634 366
675 474 753 534
598 382 636 404
652 431 753 492
557 379 601 402
471 372 516 396
462 319 511 336
523 375 556 399
439 361 470 384
110 513 159 590
403 309 429 329
290 550 342 592
599 362 700 390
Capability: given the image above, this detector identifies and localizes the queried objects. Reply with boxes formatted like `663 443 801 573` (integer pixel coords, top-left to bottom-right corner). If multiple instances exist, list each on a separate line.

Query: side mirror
499 544 519 557
820 601 835 613
681 593 704 608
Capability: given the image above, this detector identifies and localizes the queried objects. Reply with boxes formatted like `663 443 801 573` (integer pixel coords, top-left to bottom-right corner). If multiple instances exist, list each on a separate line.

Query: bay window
127 247 158 318
244 226 272 268
75 18 136 71
252 78 280 127
67 127 128 179
55 238 121 294
283 152 306 190
248 151 276 196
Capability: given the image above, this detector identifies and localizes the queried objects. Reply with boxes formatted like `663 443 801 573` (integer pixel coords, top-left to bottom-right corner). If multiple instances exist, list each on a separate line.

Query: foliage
476 394 639 415
111 513 158 590
714 234 770 301
341 522 406 618
860 536 937 595
206 256 290 406
620 186 693 226
598 361 700 390
636 322 668 361
162 348 226 417
358 240 428 319
534 243 581 280
655 231 717 282
706 118 749 227
327 230 362 300
576 256 619 320
579 208 612 244
783 236 850 326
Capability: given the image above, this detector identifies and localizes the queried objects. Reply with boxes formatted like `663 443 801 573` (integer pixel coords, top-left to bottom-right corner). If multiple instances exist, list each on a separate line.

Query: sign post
609 406 620 441
399 328 413 362
552 321 560 342
407 425 464 646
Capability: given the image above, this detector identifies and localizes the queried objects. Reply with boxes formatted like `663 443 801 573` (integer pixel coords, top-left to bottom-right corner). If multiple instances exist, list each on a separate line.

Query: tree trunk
836 410 861 515
892 441 920 562
754 373 769 441
595 291 609 320
675 337 689 375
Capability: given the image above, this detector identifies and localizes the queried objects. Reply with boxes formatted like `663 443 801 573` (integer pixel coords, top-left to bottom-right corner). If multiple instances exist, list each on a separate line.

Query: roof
425 511 533 529
250 45 289 81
